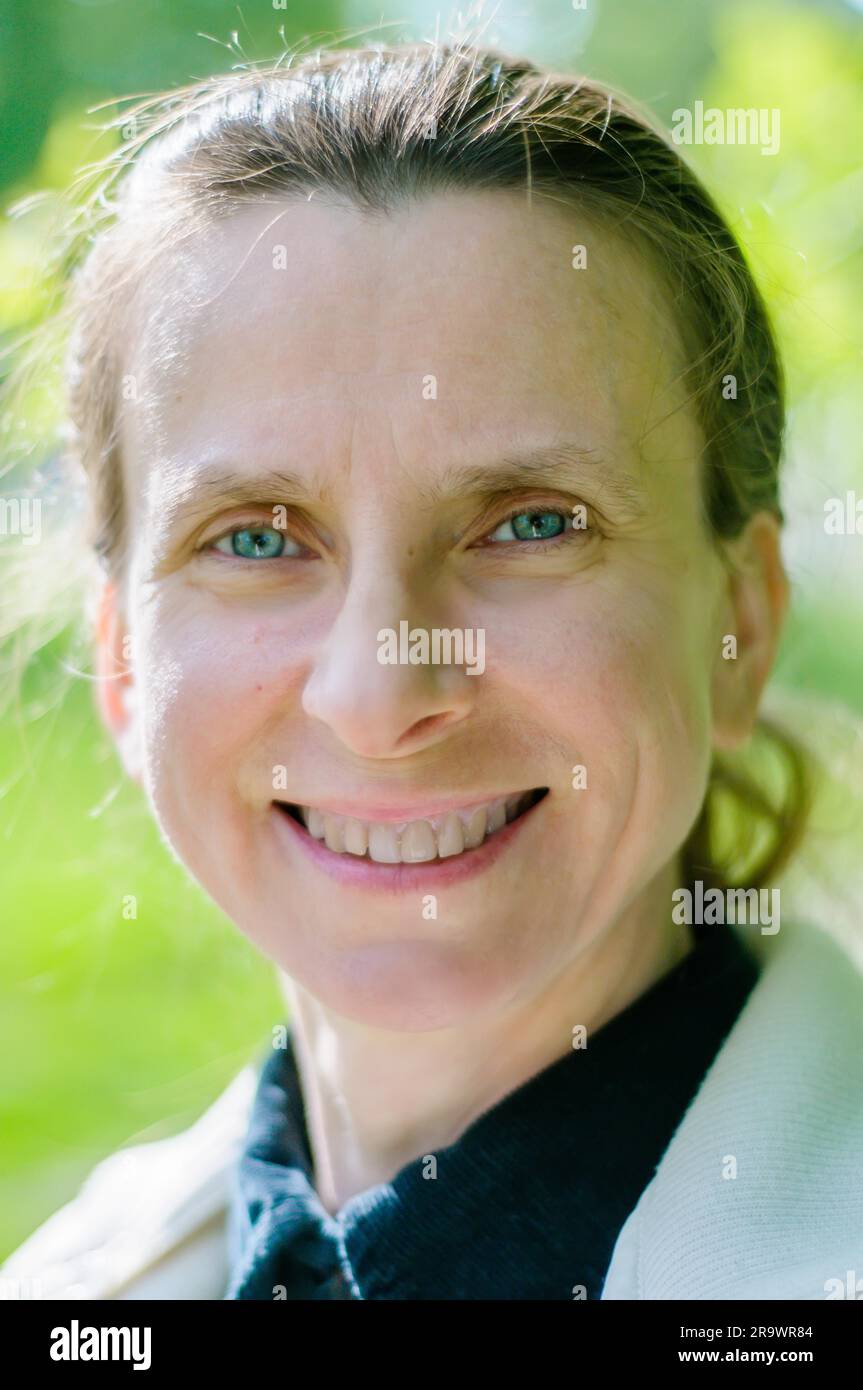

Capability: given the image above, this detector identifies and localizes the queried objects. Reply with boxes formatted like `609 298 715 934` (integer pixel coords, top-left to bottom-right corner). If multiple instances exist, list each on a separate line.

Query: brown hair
18 38 815 889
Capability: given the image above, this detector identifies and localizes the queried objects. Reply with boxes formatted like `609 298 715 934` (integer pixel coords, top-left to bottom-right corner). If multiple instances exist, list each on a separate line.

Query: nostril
395 711 460 750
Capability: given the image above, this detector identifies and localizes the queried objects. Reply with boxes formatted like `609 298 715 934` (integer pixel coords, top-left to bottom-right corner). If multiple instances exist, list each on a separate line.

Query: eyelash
201 501 595 560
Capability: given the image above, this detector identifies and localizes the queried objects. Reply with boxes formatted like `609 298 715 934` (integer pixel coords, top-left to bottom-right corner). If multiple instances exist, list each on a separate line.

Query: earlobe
710 512 789 752
94 581 143 783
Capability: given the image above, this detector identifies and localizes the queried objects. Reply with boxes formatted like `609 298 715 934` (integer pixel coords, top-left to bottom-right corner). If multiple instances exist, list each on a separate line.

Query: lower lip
270 797 545 894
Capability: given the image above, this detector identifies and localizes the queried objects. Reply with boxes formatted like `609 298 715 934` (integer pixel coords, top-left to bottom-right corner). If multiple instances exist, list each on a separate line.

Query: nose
301 577 478 759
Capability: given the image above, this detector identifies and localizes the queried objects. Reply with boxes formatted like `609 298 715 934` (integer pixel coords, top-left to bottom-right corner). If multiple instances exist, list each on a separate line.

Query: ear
710 511 789 752
95 580 143 783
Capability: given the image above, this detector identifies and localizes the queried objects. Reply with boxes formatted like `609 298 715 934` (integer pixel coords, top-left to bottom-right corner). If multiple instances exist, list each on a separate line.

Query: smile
274 789 548 864
273 789 544 884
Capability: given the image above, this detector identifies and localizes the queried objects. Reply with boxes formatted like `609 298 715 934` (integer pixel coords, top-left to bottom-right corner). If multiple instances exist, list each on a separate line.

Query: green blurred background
1 0 862 1260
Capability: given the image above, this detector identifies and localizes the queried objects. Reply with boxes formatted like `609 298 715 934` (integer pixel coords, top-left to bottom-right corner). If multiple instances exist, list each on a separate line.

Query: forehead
120 189 701 505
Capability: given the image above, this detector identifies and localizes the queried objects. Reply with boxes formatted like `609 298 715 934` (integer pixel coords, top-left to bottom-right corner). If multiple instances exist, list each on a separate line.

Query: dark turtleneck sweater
224 921 759 1300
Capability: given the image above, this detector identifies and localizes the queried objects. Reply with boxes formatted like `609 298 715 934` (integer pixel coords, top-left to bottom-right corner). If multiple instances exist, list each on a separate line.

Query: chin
277 937 525 1032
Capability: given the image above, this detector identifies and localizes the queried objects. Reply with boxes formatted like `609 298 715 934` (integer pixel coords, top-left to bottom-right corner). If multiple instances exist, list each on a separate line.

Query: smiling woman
2 34 862 1306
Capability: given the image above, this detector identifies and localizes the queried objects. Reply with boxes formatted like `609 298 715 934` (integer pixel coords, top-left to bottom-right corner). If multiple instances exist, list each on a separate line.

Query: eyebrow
149 439 648 538
422 441 649 518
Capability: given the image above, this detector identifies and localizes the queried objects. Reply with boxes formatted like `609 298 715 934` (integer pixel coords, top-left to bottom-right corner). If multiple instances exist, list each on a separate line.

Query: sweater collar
226 923 758 1300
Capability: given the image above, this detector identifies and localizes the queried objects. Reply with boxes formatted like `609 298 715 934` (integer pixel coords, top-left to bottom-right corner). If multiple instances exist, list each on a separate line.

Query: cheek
133 598 304 822
582 608 715 860
489 590 713 845
488 581 712 740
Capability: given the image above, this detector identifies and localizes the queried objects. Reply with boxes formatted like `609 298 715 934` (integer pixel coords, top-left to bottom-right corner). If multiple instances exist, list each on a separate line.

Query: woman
3 38 862 1301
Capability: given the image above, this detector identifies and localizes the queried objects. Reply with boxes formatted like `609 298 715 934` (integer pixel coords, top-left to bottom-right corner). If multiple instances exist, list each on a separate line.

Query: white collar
602 921 863 1299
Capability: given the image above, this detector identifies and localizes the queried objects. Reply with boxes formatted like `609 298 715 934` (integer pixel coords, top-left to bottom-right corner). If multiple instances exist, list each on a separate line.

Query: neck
279 860 692 1215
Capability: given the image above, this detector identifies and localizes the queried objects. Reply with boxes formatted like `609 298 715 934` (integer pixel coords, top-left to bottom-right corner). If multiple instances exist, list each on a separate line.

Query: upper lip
272 789 544 822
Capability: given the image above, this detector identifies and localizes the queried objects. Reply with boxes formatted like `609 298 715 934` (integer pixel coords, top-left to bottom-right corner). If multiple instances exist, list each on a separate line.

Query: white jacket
3 915 863 1300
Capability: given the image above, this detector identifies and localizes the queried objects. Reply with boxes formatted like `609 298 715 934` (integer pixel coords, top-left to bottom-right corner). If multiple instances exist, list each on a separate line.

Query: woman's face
102 189 778 1028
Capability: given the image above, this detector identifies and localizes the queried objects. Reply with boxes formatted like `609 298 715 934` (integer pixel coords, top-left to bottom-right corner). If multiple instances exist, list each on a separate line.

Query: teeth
367 824 401 862
464 807 487 848
400 820 437 862
343 818 368 856
436 813 465 859
486 801 506 835
293 792 541 863
324 816 345 853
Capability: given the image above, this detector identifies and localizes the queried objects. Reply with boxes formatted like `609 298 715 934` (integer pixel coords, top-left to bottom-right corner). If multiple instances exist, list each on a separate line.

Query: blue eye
489 510 570 543
213 526 295 559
